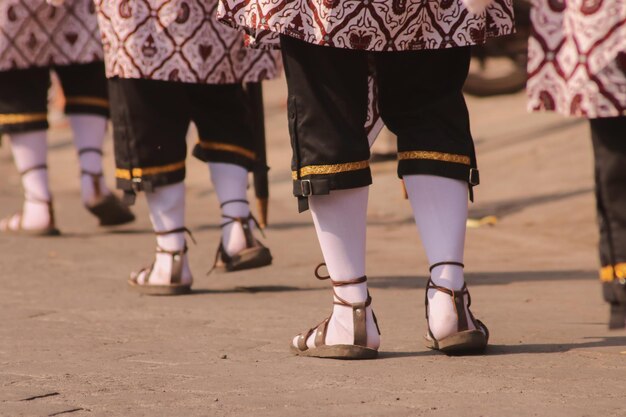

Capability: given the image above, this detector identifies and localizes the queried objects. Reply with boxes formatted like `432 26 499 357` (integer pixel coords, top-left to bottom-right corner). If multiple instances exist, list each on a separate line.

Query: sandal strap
207 212 264 275
429 261 465 272
81 169 103 177
152 227 194 284
78 147 103 156
295 263 379 351
155 226 197 245
156 244 189 256
154 244 188 284
220 212 265 241
425 259 477 333
426 279 471 331
80 169 103 198
219 199 249 209
19 164 47 176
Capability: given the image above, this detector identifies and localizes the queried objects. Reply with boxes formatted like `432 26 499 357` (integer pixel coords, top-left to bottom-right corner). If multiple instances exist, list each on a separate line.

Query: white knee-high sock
293 187 380 349
404 175 475 340
209 162 253 256
140 182 191 285
7 131 51 229
69 114 111 203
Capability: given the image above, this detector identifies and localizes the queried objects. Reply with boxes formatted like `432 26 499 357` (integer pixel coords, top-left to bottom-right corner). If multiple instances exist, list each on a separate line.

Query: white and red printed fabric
216 0 515 51
527 0 626 118
0 0 103 71
94 0 281 84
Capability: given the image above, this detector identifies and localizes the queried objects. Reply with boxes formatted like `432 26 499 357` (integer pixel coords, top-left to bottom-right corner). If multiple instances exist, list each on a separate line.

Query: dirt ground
1 77 625 417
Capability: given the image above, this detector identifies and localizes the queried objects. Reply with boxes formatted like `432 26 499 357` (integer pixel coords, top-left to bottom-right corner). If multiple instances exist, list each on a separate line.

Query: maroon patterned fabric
0 0 103 71
94 0 281 84
217 0 515 51
527 0 626 118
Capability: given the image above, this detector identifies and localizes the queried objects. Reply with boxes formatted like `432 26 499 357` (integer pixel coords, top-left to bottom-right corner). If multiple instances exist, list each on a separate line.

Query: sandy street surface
1 77 625 417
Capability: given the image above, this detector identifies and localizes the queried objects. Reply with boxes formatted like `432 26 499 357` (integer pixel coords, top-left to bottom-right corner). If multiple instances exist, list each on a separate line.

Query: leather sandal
209 199 272 273
79 148 135 226
128 227 195 295
424 261 489 355
603 279 626 330
0 164 60 236
290 264 380 360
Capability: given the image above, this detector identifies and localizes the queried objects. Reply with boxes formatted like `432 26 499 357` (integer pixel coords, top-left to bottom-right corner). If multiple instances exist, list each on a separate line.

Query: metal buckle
131 177 142 191
468 168 480 186
300 179 312 196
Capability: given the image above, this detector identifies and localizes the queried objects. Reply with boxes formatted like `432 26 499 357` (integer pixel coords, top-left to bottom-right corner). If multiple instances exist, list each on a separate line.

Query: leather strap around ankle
426 261 474 333
429 261 464 272
18 164 55 229
220 199 249 209
313 263 380 346
152 227 194 285
19 164 48 176
78 147 103 156
80 169 104 198
155 226 197 245
155 244 188 284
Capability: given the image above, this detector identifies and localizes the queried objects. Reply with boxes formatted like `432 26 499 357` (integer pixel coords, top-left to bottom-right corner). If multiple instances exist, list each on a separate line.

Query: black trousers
593 116 626 327
0 62 109 135
280 36 478 211
593 116 626 281
108 78 258 197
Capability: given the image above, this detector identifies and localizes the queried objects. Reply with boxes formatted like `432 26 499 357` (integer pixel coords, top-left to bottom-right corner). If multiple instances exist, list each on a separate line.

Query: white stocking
134 182 192 285
69 114 111 204
1 131 51 230
293 187 380 350
209 162 254 256
404 175 477 340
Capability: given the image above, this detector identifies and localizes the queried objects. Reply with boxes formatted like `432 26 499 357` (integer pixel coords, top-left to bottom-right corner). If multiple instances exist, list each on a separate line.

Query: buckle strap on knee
292 178 331 213
121 177 155 206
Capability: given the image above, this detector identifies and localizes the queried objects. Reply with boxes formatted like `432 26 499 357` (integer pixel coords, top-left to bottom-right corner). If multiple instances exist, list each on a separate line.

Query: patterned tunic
217 0 515 51
527 0 626 118
0 0 103 71
94 0 281 84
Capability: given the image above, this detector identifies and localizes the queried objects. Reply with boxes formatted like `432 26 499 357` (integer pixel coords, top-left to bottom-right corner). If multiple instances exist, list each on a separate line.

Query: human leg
281 36 379 358
376 46 487 353
191 83 271 271
108 77 192 294
55 62 135 226
591 116 626 329
0 67 58 234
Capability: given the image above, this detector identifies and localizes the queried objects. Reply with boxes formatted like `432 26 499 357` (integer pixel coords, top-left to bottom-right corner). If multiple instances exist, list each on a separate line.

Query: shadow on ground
368 270 595 289
183 270 596 297
488 336 626 354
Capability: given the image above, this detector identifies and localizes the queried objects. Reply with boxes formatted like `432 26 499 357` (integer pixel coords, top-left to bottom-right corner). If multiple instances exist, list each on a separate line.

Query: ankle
430 264 464 291
156 233 186 252
333 281 368 304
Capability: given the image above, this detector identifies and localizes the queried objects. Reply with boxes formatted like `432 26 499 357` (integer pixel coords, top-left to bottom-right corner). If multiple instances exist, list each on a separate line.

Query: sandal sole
86 195 135 227
425 330 488 355
217 246 273 273
127 279 191 296
290 344 378 360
